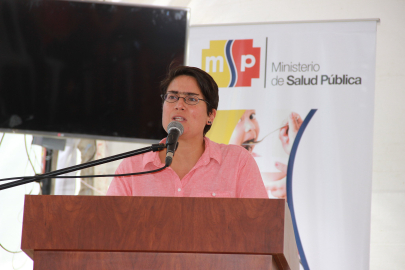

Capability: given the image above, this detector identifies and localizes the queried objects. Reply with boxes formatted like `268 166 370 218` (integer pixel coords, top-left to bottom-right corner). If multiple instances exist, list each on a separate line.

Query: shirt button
178 188 181 192
212 193 216 196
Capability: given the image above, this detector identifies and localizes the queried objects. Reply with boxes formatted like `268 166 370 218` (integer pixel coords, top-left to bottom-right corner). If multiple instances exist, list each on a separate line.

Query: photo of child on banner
206 109 303 199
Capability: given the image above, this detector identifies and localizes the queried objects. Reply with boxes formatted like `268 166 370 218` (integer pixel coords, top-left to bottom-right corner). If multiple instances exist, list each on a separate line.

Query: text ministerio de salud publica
269 62 362 86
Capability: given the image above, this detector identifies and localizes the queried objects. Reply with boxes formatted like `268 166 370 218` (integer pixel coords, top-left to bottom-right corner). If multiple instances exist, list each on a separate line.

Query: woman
107 66 267 198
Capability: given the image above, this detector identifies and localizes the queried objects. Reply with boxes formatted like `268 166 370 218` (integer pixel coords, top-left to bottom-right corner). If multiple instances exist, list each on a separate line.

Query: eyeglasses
161 93 210 106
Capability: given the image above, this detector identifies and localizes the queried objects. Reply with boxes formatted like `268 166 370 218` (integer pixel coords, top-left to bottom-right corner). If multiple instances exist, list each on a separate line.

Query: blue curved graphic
225 40 237 87
286 109 317 270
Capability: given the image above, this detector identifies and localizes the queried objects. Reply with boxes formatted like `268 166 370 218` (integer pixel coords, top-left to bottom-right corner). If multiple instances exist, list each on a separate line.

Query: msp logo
202 39 260 87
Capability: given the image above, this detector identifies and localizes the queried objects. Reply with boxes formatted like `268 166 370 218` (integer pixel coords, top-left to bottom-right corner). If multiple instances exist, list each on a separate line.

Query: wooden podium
21 195 299 270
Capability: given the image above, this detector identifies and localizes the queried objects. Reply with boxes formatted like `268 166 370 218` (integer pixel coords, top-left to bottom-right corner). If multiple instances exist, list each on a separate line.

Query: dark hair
160 65 219 135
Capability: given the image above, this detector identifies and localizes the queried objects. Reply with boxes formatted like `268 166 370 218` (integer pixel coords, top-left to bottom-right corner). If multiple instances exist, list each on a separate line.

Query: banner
189 21 376 270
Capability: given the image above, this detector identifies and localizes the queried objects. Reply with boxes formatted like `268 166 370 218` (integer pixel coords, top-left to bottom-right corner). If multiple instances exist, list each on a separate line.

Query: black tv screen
0 0 188 141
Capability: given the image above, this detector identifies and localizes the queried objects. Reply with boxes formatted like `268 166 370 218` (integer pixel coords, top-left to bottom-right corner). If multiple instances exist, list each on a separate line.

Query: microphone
165 121 184 166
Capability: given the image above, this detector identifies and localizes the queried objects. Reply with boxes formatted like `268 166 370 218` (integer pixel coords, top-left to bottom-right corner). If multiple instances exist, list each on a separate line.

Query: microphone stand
0 143 166 191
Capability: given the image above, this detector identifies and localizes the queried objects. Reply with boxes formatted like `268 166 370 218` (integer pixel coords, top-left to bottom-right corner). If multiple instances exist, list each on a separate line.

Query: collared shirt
107 137 268 198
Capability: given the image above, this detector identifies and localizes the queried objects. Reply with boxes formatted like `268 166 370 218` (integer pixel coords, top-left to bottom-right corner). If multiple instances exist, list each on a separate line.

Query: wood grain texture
22 196 295 269
283 204 300 270
34 251 279 270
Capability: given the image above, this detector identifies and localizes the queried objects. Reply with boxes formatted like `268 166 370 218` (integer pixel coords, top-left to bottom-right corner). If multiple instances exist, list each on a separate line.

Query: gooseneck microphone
0 123 184 191
165 121 184 166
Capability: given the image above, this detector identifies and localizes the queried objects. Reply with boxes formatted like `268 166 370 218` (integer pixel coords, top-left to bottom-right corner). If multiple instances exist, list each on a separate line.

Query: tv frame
0 0 190 144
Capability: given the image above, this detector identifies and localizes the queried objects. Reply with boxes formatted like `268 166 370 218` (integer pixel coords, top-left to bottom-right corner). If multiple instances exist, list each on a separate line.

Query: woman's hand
279 112 303 154
264 162 287 199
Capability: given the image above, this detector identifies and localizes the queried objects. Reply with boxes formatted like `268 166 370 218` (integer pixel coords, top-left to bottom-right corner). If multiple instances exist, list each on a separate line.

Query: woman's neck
159 136 205 179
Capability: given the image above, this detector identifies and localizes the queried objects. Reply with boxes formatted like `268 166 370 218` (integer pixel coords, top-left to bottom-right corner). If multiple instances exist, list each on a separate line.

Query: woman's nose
175 97 186 110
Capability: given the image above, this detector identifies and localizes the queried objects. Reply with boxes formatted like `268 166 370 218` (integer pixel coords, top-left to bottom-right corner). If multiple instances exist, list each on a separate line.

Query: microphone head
167 121 184 136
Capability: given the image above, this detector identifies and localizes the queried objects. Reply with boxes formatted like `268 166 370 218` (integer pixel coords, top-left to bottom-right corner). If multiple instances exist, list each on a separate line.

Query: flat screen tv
0 0 189 142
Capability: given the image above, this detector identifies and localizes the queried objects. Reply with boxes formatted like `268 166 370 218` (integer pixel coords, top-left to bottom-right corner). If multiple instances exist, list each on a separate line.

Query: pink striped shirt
107 137 268 198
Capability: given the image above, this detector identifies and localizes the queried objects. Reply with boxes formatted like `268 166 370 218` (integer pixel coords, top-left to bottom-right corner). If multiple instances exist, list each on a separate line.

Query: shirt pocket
192 192 233 198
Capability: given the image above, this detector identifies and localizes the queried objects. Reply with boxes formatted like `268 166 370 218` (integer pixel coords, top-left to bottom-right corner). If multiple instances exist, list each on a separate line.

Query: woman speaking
107 66 267 198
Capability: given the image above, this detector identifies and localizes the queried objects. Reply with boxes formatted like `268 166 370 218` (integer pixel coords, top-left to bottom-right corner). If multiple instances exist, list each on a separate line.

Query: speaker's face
162 75 211 141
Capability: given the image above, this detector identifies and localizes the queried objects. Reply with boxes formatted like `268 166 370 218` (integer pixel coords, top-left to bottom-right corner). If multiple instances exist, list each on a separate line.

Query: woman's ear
208 109 217 125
